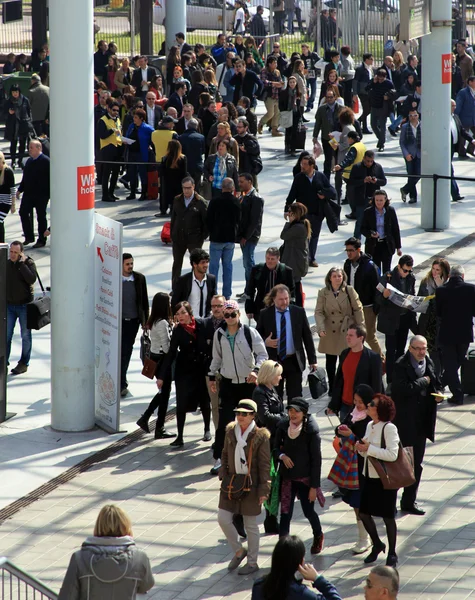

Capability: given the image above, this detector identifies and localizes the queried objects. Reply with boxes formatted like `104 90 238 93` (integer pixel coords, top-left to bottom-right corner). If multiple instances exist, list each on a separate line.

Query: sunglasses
235 411 253 416
224 311 238 319
402 268 413 274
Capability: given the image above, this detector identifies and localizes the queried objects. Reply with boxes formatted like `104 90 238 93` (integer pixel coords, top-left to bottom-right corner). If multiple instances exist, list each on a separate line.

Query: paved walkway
2 105 475 598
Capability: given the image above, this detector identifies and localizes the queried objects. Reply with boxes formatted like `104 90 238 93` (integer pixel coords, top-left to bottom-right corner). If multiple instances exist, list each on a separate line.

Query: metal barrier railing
0 557 58 599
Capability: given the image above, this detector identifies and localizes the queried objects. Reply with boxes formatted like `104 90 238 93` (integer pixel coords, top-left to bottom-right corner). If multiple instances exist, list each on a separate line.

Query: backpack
384 39 395 57
217 324 253 353
160 221 171 244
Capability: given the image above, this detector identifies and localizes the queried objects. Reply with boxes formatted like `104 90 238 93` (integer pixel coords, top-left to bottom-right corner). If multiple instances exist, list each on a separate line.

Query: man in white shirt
145 91 163 130
233 1 246 34
171 248 217 318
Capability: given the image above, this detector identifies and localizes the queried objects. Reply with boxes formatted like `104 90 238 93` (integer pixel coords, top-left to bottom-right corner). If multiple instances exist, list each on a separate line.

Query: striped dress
0 167 16 242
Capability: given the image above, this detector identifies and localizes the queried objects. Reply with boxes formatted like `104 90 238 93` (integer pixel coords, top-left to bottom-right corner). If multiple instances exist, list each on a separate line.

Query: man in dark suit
352 53 374 134
399 109 422 204
170 177 208 289
257 284 317 399
392 335 443 515
328 324 383 420
237 172 264 294
229 59 264 109
164 83 186 117
451 98 474 201
175 103 203 135
94 40 108 81
436 264 475 405
285 154 337 268
144 91 164 130
172 248 216 319
245 247 295 322
175 32 192 55
121 253 149 397
402 54 419 82
178 119 205 191
346 150 386 236
131 55 157 99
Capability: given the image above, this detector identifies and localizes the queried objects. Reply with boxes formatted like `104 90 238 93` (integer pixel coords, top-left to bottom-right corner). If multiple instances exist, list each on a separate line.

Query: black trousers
144 352 172 429
10 136 27 165
307 213 324 263
371 240 393 274
213 378 256 460
172 239 203 289
385 313 413 384
357 94 371 129
121 318 140 389
19 195 49 243
322 138 337 179
440 342 469 403
401 433 427 507
276 355 303 401
101 146 122 200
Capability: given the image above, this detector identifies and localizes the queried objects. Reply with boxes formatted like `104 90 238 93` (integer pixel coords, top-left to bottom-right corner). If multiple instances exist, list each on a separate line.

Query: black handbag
308 367 328 399
26 271 51 330
220 438 254 501
140 331 151 365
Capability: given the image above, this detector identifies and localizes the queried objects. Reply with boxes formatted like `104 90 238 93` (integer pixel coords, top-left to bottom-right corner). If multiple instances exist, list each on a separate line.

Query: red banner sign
77 166 95 210
442 54 452 85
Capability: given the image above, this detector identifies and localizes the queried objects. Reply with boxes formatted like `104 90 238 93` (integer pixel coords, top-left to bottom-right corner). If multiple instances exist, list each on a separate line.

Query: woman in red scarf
157 301 211 447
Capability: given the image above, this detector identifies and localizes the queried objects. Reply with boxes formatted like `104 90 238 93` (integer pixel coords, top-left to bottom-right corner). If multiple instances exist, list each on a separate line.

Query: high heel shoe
386 553 398 567
363 542 386 564
170 437 184 448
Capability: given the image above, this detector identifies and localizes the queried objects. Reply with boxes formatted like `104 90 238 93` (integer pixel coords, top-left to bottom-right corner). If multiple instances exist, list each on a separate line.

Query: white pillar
420 0 452 231
50 0 96 431
165 0 186 54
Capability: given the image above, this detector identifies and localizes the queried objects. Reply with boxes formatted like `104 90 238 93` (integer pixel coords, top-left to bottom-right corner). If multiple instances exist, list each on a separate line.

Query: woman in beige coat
218 399 271 576
315 267 364 395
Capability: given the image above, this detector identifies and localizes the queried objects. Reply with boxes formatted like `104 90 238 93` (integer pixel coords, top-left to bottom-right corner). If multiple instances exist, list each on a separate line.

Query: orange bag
353 97 360 114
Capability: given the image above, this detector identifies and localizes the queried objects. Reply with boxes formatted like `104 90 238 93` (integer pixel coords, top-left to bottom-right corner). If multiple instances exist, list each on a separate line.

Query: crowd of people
4 14 475 600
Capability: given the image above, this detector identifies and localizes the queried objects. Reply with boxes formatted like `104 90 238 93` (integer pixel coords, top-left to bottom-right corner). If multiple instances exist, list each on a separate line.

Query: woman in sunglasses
253 360 285 534
375 254 417 387
356 394 400 567
218 399 271 576
156 301 211 448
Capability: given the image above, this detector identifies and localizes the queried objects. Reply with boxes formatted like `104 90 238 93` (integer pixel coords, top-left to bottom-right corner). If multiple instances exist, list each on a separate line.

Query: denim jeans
286 9 294 33
389 113 403 132
241 241 257 286
306 78 317 109
401 156 421 200
209 241 235 299
7 304 32 366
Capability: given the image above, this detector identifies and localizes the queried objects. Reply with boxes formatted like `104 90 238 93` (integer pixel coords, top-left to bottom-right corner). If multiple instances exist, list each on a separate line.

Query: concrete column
139 0 153 55
420 0 452 230
165 0 186 54
32 0 48 53
50 0 95 431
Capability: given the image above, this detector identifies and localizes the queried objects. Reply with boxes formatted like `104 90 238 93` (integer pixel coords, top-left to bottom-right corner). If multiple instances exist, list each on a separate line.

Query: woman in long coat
4 84 34 168
157 301 211 447
218 399 271 575
280 202 310 307
315 267 364 395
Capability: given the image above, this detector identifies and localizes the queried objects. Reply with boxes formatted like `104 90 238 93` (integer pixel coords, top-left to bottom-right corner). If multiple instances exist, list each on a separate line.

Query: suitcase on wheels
293 124 307 152
461 345 475 395
147 170 159 200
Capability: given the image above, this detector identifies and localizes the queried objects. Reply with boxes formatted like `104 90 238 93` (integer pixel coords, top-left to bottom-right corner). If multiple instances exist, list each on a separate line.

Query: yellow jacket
99 115 123 150
343 141 366 179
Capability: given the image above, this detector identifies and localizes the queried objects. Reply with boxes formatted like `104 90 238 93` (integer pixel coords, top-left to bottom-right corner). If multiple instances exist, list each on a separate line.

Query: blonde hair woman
315 267 364 396
58 505 154 599
0 151 16 243
209 121 239 161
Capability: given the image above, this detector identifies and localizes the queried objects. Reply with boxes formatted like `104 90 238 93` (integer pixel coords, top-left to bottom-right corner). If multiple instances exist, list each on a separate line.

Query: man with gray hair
178 118 205 190
207 178 241 299
364 565 399 599
392 335 443 515
436 264 475 405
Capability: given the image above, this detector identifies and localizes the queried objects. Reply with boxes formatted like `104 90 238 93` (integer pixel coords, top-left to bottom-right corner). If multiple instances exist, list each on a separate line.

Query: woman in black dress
0 151 16 243
356 394 400 567
159 140 188 215
157 301 211 448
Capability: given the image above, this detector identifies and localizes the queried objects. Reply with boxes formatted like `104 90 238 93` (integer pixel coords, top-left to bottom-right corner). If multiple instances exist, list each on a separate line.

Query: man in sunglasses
376 254 417 388
392 335 444 516
97 101 123 202
204 295 226 431
208 300 268 475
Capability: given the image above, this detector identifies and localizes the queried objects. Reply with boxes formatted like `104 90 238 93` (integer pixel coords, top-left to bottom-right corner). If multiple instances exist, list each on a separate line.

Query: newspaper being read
376 283 433 314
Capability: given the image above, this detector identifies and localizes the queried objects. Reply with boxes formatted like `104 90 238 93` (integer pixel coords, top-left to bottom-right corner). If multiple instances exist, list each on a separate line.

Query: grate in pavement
0 410 176 526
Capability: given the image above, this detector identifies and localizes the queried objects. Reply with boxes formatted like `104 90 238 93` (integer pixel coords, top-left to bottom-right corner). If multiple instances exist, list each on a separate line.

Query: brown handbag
220 438 254 501
368 423 416 490
141 357 157 380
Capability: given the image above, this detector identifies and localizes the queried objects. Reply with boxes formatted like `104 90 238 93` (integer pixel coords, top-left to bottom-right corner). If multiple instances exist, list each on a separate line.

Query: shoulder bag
220 437 254 501
26 270 51 330
368 423 416 490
